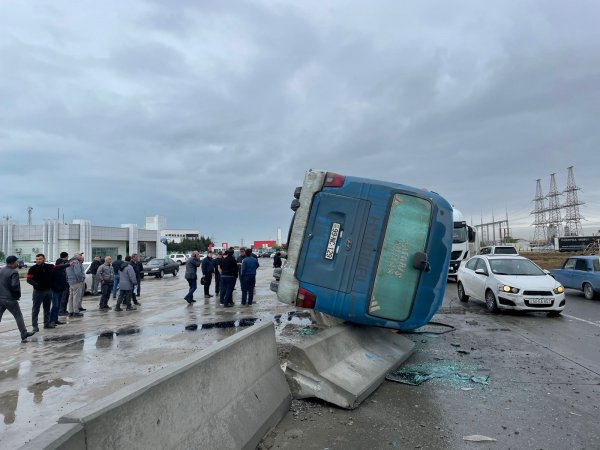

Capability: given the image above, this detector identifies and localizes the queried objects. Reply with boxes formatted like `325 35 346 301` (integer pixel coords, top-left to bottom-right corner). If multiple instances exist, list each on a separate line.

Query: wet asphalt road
1 269 599 449
0 265 308 449
266 281 600 450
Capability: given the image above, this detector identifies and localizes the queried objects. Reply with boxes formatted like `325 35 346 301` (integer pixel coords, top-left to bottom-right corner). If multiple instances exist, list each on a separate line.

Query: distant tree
167 235 214 253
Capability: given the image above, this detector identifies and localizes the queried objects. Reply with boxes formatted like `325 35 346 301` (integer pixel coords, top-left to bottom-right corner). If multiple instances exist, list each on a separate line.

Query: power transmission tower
546 173 563 239
562 166 584 236
531 178 548 244
27 206 33 225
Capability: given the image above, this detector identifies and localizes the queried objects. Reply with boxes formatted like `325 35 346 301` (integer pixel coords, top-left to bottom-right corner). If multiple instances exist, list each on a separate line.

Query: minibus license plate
325 223 341 260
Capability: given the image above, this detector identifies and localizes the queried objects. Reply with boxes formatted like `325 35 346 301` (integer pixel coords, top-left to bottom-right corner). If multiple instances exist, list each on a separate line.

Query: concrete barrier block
286 323 414 409
59 321 291 450
19 423 85 450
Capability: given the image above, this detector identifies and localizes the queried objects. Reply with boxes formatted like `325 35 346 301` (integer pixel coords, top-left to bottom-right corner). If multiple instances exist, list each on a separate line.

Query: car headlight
553 285 564 294
499 284 520 294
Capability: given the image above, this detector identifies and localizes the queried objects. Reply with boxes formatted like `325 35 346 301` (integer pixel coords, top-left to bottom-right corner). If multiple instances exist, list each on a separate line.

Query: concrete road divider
285 323 414 409
35 321 291 450
19 423 85 450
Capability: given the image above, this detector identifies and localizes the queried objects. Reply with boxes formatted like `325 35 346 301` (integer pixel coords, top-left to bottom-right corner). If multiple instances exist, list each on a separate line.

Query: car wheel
485 289 499 313
583 283 595 300
457 282 469 302
159 270 164 278
547 310 562 317
173 269 178 277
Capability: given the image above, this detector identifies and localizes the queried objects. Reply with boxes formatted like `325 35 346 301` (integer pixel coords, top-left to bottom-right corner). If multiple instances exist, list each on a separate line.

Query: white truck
448 208 477 280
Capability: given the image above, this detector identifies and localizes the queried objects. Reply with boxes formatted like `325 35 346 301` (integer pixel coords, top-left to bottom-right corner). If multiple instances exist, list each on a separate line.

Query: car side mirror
475 268 487 276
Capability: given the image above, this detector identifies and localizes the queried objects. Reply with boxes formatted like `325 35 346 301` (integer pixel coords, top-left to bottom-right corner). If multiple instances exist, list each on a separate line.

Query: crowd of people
0 248 284 343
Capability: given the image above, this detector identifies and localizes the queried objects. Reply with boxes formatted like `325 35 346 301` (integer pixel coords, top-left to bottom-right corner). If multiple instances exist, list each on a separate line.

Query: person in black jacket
219 249 238 307
213 252 223 296
27 254 68 331
89 256 102 295
273 252 282 268
0 256 36 342
201 251 214 298
130 254 142 305
50 253 70 326
56 252 70 316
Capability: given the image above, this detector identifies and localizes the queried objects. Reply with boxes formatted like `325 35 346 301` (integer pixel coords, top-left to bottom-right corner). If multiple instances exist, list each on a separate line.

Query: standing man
112 254 123 299
66 252 85 317
56 252 70 317
201 251 214 299
184 251 201 304
213 251 223 297
50 255 70 326
134 254 143 298
130 253 142 306
0 256 36 342
235 247 246 290
27 254 58 330
96 256 114 310
273 251 282 268
240 248 259 306
89 256 102 295
219 248 238 307
116 256 137 311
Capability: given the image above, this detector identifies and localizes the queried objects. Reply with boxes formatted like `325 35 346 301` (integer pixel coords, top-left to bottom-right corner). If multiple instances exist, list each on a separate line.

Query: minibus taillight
323 172 345 187
296 288 316 308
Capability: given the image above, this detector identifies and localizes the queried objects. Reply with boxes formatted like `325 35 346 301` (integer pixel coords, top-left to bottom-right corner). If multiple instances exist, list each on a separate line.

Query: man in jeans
0 256 36 342
201 251 214 299
115 256 137 311
219 249 238 307
66 252 85 317
112 255 124 299
96 256 114 310
184 251 201 304
27 253 58 331
50 253 70 326
240 248 259 305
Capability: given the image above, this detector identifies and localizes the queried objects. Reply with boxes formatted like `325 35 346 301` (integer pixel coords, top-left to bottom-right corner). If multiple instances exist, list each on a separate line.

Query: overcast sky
2 0 600 244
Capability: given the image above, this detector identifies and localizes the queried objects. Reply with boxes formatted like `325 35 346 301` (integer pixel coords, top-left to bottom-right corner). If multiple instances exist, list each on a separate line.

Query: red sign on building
253 240 276 249
221 242 228 250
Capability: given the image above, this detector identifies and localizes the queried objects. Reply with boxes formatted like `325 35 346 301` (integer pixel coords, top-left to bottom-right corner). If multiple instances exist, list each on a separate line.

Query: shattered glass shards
386 362 490 388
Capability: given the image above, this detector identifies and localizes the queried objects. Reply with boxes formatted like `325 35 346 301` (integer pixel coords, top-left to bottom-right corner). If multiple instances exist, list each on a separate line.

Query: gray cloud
1 0 600 242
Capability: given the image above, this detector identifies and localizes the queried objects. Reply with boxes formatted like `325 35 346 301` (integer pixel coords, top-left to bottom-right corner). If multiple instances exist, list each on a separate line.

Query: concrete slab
285 323 414 409
18 423 85 450
58 322 291 449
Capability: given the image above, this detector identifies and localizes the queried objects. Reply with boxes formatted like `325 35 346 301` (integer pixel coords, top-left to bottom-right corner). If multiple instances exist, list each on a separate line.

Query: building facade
0 219 166 262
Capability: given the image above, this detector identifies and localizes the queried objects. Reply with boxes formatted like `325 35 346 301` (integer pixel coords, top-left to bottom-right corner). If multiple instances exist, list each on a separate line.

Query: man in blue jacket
240 248 259 306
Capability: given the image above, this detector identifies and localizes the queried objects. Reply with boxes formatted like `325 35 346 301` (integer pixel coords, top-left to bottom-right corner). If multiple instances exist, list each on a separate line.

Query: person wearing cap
0 256 36 342
66 252 85 317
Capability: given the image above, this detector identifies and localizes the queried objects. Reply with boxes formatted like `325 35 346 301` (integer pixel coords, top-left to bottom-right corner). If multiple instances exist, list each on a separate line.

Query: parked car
457 255 565 315
169 254 188 265
142 257 180 278
549 255 600 300
479 245 519 255
83 262 94 294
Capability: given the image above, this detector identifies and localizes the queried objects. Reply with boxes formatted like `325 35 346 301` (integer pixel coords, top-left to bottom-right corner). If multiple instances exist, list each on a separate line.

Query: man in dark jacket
89 255 102 295
213 252 223 296
112 255 123 299
0 256 36 342
50 254 70 326
55 252 70 317
184 251 201 304
27 253 64 331
273 252 282 268
240 248 259 306
201 251 214 298
130 254 142 305
219 249 238 307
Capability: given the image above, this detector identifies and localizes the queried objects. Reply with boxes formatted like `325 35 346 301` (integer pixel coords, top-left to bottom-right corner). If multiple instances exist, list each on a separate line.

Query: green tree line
166 236 214 253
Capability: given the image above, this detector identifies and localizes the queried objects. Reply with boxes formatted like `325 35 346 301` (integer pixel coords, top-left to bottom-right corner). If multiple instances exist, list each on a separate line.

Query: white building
0 218 167 262
144 216 200 244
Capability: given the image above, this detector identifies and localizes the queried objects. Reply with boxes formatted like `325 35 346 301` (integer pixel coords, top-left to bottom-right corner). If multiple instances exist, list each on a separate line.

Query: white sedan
456 255 565 315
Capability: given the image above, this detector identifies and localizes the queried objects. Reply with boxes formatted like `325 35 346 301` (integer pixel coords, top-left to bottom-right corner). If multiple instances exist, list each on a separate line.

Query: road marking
563 313 600 328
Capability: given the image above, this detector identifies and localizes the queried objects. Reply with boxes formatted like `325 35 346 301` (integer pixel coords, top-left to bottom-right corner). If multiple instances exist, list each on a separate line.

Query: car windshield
489 259 545 276
146 259 161 266
453 225 467 243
